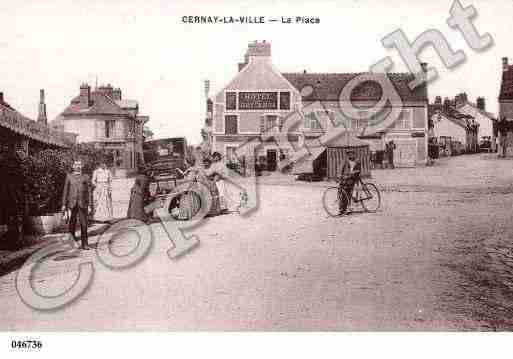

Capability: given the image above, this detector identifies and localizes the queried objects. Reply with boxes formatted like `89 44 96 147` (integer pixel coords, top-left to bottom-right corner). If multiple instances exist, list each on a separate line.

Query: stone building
51 84 149 176
497 57 513 157
209 40 429 171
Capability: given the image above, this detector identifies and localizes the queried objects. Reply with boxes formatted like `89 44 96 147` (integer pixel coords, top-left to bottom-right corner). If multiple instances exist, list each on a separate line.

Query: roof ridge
281 71 417 76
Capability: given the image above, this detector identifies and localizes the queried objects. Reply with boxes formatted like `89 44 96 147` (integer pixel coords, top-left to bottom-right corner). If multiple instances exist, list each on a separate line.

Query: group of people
62 150 231 250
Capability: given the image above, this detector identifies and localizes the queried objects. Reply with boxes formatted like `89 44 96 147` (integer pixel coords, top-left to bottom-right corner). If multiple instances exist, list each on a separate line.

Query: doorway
267 149 277 171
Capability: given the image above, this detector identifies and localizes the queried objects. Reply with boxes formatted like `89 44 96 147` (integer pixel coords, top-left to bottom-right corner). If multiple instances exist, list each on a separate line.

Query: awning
292 146 325 174
0 106 76 148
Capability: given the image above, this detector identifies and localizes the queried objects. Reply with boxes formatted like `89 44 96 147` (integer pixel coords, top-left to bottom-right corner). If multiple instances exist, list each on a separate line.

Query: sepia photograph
1 0 513 356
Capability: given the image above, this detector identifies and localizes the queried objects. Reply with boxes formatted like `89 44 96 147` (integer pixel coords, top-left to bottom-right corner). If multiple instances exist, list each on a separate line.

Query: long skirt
93 183 113 221
127 188 147 222
215 180 228 212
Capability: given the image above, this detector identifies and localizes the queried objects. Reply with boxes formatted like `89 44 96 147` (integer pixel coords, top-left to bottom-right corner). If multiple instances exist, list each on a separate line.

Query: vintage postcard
0 0 512 354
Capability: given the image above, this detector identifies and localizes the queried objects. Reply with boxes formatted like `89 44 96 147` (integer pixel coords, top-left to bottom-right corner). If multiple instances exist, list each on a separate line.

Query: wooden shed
325 132 371 179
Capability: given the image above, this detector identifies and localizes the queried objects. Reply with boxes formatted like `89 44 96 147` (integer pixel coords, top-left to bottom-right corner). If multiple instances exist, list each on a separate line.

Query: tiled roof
499 66 513 101
62 90 133 116
428 104 474 128
455 101 496 119
282 72 428 102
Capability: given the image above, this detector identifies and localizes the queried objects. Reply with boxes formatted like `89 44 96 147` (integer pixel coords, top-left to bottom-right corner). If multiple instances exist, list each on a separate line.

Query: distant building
498 57 513 157
453 92 496 149
51 84 149 175
429 96 479 155
210 40 429 172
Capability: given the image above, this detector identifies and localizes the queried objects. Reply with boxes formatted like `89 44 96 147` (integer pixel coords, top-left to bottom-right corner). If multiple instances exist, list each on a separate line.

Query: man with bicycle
338 150 361 215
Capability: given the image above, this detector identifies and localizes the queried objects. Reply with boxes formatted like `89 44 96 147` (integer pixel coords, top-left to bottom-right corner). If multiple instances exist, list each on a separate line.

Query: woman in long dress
92 163 113 222
127 173 150 222
205 152 228 214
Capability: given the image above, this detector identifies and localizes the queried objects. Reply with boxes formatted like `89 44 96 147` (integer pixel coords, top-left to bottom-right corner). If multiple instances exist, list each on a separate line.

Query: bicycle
322 174 381 217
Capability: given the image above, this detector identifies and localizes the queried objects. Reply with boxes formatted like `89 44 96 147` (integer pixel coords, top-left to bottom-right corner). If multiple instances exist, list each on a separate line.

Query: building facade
209 41 429 171
52 84 149 175
498 57 513 157
453 92 496 150
429 96 479 155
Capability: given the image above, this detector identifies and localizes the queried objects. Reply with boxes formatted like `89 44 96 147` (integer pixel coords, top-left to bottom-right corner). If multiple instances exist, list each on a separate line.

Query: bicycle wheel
360 182 381 212
322 186 349 217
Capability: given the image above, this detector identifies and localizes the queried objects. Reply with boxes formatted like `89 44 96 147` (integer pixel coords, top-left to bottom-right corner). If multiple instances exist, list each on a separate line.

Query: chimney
0 92 3 104
477 97 485 111
503 57 509 71
420 62 428 73
37 89 48 125
112 88 122 101
455 92 468 105
80 83 91 107
303 70 307 74
246 40 271 59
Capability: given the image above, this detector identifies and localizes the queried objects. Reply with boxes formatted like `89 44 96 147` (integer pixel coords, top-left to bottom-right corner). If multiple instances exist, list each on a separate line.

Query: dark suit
339 158 361 212
62 173 92 246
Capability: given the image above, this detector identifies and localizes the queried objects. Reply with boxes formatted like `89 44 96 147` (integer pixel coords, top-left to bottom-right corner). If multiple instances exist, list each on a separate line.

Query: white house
453 92 496 149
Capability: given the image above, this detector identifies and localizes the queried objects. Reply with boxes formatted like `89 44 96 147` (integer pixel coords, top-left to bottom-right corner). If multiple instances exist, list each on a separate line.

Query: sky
0 0 510 144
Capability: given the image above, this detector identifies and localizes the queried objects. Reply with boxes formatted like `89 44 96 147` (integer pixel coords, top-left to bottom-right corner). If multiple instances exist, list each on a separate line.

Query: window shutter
260 116 265 133
279 117 285 131
303 113 310 129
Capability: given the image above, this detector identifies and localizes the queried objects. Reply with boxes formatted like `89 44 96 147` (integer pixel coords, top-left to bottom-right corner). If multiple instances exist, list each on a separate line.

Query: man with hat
338 150 361 215
61 160 93 250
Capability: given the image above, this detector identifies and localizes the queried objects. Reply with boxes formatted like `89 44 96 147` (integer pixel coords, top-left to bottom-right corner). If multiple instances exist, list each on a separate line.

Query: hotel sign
238 92 278 110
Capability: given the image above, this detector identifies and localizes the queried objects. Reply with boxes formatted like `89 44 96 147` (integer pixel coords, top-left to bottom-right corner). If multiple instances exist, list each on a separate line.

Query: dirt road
1 154 511 330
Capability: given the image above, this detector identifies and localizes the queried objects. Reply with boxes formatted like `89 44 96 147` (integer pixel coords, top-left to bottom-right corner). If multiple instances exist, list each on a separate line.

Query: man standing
387 140 396 169
62 160 92 250
339 150 361 215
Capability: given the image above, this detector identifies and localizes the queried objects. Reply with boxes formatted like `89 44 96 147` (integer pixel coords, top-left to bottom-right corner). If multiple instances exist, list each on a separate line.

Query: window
279 92 291 110
394 110 412 129
266 115 278 131
349 111 371 129
260 115 280 132
304 112 322 130
226 92 236 110
105 120 116 138
225 115 238 134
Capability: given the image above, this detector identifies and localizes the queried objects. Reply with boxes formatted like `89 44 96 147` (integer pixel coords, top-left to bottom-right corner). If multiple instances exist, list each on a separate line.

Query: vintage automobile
143 137 189 196
479 136 492 153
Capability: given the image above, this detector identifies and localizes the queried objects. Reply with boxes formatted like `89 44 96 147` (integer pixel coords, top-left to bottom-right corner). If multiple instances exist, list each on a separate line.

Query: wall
432 114 466 145
500 101 513 120
63 118 96 142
